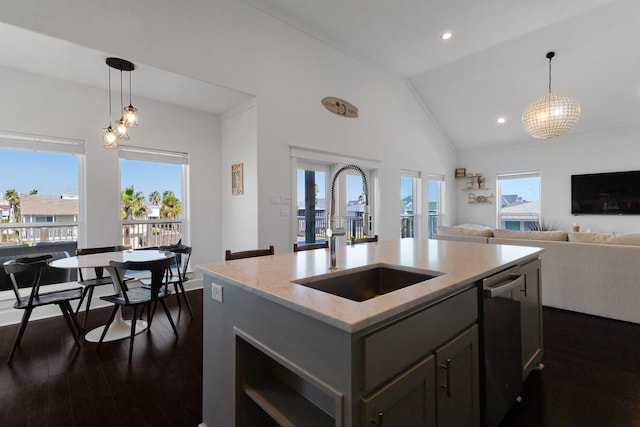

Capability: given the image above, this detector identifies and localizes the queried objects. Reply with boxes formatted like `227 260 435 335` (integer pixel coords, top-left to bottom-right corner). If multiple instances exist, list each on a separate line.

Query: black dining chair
75 245 131 332
97 255 178 359
140 244 194 318
293 241 329 252
3 255 83 363
225 245 275 260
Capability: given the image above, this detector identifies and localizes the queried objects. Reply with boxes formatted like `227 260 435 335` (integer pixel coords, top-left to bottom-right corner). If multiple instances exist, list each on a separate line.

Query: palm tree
4 189 21 223
121 185 147 219
121 185 147 246
161 190 182 219
148 190 161 206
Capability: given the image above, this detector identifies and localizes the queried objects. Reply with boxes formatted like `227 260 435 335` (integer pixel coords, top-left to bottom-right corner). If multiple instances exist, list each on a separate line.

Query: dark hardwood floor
500 307 640 427
0 290 638 427
0 290 203 427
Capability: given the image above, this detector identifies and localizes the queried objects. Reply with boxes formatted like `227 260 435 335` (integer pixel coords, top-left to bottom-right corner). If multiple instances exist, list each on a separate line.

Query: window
296 163 328 245
291 147 376 248
400 171 420 238
119 146 188 248
427 175 445 238
0 131 82 246
497 171 541 230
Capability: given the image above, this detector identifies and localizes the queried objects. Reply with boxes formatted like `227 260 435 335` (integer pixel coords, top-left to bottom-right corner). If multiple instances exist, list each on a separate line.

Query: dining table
50 249 173 343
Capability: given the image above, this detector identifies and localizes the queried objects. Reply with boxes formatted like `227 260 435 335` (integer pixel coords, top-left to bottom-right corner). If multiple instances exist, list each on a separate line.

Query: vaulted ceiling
244 0 640 152
2 0 638 153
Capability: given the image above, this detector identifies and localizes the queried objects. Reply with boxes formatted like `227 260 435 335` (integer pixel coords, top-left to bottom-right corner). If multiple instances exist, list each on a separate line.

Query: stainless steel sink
293 266 441 302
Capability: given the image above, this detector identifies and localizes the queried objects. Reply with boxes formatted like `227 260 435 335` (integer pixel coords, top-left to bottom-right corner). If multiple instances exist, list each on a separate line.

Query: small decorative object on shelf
478 176 486 189
488 193 495 204
455 168 466 177
468 193 476 203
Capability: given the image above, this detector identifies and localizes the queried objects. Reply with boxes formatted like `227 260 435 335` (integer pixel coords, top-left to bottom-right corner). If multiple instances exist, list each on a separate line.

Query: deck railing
122 219 183 249
0 219 182 249
0 222 78 246
296 216 366 243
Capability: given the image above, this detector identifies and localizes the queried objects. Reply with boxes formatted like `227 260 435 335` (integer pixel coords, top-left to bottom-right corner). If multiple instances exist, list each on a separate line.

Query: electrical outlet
211 283 223 302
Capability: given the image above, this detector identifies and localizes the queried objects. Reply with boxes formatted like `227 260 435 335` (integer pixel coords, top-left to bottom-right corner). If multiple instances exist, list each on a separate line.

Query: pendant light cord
120 70 124 112
108 66 112 123
129 71 133 105
548 56 552 94
546 51 555 94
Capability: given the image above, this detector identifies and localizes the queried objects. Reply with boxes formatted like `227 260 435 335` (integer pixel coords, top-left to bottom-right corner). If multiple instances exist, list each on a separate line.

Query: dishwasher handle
483 274 524 298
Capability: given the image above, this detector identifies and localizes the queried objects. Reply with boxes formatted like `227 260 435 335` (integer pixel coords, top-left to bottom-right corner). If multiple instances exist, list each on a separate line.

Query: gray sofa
434 228 640 324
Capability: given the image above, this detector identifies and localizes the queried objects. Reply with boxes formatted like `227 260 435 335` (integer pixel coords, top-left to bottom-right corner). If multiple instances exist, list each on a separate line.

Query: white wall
0 66 223 267
221 99 259 252
455 126 640 233
0 0 456 255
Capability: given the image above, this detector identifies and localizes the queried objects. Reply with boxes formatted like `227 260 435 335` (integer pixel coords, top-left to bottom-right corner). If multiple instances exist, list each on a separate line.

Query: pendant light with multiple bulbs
522 51 580 139
103 57 139 148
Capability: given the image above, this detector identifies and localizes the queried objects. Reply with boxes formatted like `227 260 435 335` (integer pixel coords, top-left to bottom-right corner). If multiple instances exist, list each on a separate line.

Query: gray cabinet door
361 355 436 427
436 325 480 427
515 258 543 379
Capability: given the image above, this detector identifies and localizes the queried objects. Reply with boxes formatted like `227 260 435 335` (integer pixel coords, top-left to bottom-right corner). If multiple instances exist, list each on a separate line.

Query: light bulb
124 105 139 128
103 126 119 148
116 118 130 140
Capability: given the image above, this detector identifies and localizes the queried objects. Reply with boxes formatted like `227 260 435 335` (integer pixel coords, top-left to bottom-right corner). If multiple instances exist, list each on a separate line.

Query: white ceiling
244 0 640 151
0 22 254 116
2 0 639 152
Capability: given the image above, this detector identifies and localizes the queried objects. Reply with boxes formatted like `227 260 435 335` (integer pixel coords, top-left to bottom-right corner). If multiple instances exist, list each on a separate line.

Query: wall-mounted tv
571 171 640 215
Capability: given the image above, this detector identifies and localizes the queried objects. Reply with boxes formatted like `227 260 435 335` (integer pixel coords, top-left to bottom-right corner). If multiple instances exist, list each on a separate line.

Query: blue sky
0 148 181 201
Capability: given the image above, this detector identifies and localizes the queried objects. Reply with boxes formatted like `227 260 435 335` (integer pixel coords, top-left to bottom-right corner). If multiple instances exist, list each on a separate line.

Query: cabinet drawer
363 287 477 391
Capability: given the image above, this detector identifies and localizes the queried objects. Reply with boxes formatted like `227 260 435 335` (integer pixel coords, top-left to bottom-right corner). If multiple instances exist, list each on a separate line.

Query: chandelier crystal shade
522 52 580 139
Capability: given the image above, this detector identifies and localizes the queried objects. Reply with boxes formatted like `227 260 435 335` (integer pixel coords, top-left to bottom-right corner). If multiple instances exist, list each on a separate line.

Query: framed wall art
232 163 244 195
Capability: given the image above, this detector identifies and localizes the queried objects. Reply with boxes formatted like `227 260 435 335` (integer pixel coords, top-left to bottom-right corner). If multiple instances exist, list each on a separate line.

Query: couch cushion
437 225 493 238
492 229 568 241
569 232 640 246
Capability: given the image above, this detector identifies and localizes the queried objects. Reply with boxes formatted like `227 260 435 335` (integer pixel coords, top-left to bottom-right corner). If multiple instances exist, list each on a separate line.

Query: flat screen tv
571 171 640 215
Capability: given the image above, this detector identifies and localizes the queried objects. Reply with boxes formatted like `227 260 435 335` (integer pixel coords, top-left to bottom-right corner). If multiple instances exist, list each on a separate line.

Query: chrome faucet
327 164 372 269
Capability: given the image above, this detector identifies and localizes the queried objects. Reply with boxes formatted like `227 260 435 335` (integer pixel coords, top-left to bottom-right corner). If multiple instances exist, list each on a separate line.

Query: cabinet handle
371 412 383 426
520 276 528 297
439 358 452 398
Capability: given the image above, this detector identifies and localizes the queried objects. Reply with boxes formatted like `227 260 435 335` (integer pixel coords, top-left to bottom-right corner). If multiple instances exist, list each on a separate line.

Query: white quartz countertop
197 238 543 332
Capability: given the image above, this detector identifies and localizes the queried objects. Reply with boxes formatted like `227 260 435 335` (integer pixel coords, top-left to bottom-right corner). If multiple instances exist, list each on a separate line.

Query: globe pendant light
522 52 581 139
102 63 119 148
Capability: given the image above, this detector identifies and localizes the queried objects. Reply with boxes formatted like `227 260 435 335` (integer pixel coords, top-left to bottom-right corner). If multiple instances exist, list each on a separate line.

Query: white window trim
290 146 379 245
118 146 190 245
496 170 541 230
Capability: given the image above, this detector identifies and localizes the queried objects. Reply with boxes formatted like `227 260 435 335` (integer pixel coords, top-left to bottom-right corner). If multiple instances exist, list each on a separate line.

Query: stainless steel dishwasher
480 268 525 427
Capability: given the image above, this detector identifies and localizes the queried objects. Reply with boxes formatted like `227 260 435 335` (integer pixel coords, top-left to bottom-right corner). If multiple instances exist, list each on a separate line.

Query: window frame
427 174 445 238
400 170 421 238
118 145 190 248
0 130 84 246
496 171 541 230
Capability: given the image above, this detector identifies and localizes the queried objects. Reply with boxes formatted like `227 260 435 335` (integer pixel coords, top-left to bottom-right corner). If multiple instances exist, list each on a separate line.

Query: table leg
84 307 148 342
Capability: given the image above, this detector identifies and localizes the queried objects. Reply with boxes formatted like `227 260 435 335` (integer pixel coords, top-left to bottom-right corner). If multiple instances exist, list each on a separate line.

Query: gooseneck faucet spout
327 164 372 269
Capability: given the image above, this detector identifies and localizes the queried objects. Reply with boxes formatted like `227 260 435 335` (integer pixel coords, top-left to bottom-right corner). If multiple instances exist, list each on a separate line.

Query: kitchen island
197 238 543 427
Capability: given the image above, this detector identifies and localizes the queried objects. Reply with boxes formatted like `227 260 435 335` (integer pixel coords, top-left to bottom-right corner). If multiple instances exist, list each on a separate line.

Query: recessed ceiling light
497 117 506 124
441 32 452 40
